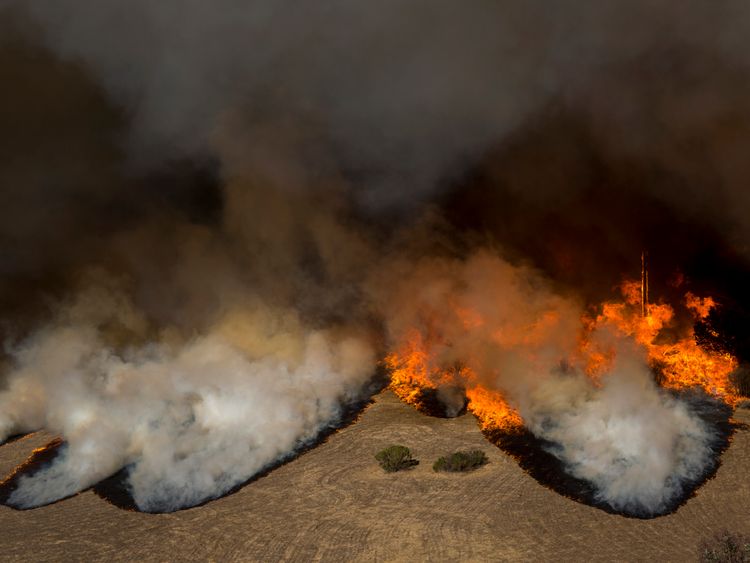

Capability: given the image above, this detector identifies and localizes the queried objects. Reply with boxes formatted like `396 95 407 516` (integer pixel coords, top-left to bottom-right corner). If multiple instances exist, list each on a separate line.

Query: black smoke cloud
7 1 750 256
1 1 749 514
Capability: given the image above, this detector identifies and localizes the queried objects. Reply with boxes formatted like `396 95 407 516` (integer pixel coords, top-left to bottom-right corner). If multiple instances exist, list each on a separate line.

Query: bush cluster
374 445 419 472
699 530 750 563
432 450 488 472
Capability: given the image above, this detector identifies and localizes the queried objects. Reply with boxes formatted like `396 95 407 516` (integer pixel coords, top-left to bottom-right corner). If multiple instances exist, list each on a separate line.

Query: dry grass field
0 390 748 562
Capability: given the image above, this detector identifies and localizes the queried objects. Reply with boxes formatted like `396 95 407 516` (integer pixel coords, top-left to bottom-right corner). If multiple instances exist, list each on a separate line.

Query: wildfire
386 277 741 433
385 330 452 412
590 281 739 404
385 332 524 432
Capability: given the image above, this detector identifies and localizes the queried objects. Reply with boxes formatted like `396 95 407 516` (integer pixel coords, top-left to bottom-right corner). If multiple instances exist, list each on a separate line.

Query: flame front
385 330 523 431
590 281 739 404
386 278 740 432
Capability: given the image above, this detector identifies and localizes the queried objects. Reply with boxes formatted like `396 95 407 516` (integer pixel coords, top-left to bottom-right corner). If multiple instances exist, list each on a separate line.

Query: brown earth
0 390 748 562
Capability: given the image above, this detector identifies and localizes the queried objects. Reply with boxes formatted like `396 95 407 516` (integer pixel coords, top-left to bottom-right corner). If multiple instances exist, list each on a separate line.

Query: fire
464 385 524 431
385 332 524 432
386 277 741 433
590 281 739 404
385 329 449 412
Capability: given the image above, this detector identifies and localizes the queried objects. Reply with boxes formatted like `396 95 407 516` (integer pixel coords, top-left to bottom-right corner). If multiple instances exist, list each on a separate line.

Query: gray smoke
14 0 750 226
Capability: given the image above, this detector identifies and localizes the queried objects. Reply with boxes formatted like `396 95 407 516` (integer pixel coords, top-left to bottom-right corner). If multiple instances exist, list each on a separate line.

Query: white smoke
522 349 714 515
1 283 374 511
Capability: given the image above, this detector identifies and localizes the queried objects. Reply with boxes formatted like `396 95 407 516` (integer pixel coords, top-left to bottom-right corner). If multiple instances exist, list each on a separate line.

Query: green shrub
375 445 419 472
433 450 488 472
699 530 750 563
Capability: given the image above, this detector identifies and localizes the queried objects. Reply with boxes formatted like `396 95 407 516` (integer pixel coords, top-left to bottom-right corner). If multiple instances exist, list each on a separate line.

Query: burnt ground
0 390 749 561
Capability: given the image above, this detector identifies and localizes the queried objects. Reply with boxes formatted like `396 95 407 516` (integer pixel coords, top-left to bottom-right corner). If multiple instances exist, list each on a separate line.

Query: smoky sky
3 1 750 297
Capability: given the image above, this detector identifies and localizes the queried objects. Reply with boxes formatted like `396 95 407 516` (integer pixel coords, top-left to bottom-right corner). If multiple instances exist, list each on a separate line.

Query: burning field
3 1 750 556
383 257 740 517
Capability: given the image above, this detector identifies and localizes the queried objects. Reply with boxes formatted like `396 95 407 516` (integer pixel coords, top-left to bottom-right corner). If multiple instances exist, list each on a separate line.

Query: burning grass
590 282 739 404
384 263 745 518
386 338 523 432
387 275 742 424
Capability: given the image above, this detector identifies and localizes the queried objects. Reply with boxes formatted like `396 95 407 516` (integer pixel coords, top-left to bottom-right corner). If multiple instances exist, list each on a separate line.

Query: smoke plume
0 1 748 514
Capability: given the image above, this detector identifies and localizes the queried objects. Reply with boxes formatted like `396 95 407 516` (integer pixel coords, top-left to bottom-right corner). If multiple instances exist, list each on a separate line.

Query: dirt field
0 390 748 562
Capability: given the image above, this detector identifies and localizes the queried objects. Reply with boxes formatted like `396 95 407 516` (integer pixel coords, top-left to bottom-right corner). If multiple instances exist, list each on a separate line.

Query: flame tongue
588 281 739 405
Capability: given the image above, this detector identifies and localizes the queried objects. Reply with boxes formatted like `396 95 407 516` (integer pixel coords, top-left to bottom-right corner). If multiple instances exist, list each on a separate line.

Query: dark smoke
1 1 750 514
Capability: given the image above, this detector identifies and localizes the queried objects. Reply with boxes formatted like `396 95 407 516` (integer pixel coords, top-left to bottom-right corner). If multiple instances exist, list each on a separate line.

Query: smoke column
0 1 747 513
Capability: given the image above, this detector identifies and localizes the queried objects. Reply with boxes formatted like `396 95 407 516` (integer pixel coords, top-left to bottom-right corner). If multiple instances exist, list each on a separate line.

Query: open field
0 390 748 562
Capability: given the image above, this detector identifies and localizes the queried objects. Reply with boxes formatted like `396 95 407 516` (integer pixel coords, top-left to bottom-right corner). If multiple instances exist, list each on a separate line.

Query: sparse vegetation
433 450 488 472
375 445 419 472
698 530 750 562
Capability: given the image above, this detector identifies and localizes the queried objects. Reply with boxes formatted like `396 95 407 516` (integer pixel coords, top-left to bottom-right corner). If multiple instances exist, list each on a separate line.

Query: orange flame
590 281 738 404
385 331 524 432
386 278 740 432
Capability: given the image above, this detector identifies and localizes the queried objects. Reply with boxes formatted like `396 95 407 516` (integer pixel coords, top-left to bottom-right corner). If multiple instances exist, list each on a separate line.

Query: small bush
375 445 419 472
699 530 750 563
433 450 488 472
